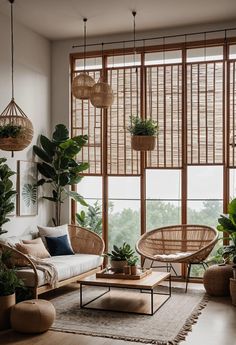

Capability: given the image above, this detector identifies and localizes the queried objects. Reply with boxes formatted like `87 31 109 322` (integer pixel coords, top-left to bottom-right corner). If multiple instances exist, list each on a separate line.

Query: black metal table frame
80 275 171 316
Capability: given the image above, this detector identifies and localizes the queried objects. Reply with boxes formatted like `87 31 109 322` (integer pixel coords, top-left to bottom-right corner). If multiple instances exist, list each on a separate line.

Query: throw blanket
28 255 59 288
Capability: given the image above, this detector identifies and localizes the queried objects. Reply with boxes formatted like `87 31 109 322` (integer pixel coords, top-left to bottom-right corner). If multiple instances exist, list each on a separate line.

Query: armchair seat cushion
17 253 103 287
154 252 194 262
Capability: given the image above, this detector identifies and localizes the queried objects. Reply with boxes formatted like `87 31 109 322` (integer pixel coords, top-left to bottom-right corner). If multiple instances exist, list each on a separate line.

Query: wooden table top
79 271 170 289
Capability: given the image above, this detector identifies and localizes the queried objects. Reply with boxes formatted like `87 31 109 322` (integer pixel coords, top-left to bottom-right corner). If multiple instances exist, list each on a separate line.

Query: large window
71 38 236 278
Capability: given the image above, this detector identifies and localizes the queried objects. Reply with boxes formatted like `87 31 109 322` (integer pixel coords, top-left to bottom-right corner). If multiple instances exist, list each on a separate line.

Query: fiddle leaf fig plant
33 124 89 226
0 158 16 236
217 198 236 264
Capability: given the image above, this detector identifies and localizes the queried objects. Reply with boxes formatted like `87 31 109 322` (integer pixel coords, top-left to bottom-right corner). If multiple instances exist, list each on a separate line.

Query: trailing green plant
33 124 89 226
0 158 16 236
127 256 139 266
217 198 236 264
0 250 24 297
107 242 135 261
76 201 102 236
0 124 22 139
127 116 158 136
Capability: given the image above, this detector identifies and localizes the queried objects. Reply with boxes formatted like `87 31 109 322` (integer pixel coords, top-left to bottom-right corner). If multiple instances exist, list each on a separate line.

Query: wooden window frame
71 37 236 278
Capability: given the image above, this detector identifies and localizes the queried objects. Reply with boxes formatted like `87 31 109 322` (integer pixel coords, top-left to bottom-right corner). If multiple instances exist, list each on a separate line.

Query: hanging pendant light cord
10 0 14 100
83 18 87 71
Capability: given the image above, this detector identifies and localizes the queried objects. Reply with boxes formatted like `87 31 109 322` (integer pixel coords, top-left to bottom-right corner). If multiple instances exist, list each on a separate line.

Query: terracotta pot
0 293 15 330
230 278 236 306
110 260 127 273
130 265 138 275
123 266 131 275
131 136 156 151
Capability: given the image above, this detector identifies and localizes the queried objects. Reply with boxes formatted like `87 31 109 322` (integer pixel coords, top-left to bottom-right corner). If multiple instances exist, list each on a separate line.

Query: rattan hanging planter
131 135 156 151
0 99 33 152
72 72 95 100
90 79 114 108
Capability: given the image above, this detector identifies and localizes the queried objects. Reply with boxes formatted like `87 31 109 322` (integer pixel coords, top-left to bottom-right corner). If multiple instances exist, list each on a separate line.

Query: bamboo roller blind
107 67 141 175
186 61 224 165
229 60 236 167
72 45 236 175
72 70 102 175
146 64 183 168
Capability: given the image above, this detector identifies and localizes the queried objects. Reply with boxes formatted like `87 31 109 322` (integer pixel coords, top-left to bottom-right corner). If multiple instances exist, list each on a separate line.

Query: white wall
51 20 236 224
0 12 51 237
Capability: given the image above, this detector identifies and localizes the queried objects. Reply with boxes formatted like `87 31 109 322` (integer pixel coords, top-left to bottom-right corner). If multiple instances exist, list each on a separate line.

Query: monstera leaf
22 183 37 207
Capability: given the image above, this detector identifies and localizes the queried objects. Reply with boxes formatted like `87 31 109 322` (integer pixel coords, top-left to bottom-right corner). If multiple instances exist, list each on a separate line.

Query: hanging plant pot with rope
128 116 158 151
0 0 33 156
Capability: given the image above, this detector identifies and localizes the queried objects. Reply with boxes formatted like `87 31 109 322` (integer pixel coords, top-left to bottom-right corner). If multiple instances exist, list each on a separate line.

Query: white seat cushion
17 254 103 287
153 252 194 262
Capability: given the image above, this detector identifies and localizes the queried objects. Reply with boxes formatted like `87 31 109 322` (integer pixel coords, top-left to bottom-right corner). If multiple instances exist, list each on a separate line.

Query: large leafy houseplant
217 198 236 264
0 251 23 297
0 158 16 236
33 124 89 226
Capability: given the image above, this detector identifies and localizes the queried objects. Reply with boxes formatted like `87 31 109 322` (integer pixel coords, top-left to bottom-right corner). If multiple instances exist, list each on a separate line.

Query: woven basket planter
0 101 33 153
230 278 236 306
203 264 233 296
131 135 156 151
110 260 127 273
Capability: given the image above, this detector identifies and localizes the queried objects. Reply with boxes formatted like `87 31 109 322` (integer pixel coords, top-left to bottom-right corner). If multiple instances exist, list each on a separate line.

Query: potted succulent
107 242 135 273
0 250 23 330
127 116 158 151
128 256 139 275
217 198 236 304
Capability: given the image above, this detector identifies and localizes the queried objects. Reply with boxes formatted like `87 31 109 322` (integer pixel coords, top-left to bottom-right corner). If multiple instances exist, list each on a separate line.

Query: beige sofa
0 225 104 298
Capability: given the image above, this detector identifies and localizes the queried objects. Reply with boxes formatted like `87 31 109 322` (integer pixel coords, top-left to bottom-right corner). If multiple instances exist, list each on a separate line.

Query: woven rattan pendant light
72 18 95 100
0 0 33 157
90 43 114 108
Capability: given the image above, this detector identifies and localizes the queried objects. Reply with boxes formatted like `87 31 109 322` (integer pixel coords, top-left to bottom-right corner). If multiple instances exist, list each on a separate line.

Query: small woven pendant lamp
90 43 114 108
72 18 95 100
0 0 33 157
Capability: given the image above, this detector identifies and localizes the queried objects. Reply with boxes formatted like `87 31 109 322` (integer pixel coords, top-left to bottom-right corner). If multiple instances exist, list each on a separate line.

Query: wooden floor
1 283 236 345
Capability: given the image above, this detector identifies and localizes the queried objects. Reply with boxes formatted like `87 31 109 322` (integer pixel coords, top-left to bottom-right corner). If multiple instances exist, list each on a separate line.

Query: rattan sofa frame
0 225 105 298
136 224 218 291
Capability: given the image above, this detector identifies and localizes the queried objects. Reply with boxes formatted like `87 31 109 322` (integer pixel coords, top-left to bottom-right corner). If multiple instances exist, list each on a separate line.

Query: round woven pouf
11 299 56 333
203 264 233 296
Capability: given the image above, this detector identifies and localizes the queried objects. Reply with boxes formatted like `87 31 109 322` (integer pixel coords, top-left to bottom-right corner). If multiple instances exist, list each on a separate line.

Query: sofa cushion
16 254 103 287
45 235 74 256
15 238 51 259
37 224 73 252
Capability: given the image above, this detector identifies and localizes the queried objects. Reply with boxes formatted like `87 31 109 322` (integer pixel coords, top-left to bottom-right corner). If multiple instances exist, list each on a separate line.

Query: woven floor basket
131 135 156 151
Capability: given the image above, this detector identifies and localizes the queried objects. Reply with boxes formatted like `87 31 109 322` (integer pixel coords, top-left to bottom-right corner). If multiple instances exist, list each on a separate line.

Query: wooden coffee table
78 271 171 315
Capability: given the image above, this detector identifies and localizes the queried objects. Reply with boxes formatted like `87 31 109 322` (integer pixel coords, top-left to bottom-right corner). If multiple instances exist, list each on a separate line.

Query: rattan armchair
136 224 218 291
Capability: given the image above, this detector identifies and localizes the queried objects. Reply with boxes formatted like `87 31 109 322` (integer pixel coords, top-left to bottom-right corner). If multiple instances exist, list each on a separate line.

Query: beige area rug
50 285 208 345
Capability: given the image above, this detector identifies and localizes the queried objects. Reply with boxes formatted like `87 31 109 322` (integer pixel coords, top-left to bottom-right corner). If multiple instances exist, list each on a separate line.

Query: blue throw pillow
45 234 74 256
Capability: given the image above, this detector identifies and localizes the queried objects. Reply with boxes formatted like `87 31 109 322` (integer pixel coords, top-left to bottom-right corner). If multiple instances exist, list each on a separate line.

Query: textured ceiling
0 0 236 41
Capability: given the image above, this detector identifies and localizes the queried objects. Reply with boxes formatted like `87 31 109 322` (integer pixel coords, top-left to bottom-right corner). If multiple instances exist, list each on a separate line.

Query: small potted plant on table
107 242 135 273
128 116 158 151
128 256 139 275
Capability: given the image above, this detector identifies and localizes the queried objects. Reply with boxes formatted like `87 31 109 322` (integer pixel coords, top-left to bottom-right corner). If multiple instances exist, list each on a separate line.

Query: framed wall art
17 160 38 216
